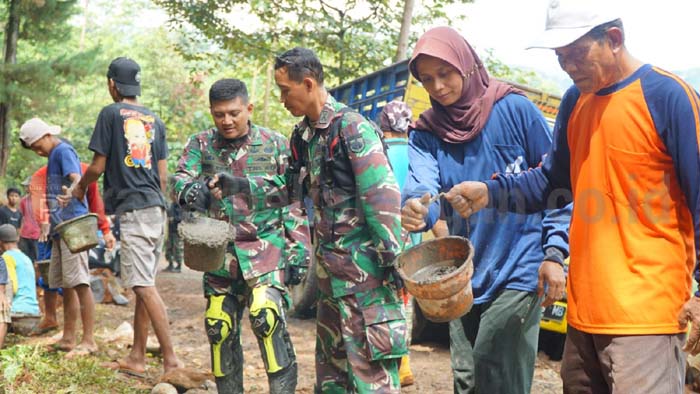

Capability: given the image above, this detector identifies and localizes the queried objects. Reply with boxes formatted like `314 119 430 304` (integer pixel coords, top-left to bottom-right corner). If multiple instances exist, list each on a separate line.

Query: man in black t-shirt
0 188 23 229
69 57 182 376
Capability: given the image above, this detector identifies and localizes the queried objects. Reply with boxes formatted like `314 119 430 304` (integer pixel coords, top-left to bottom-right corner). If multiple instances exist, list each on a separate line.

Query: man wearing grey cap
443 0 700 392
68 57 182 376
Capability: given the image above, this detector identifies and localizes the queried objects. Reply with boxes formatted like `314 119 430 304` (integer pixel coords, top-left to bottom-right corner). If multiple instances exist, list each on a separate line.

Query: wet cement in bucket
178 217 234 247
179 217 235 272
411 259 458 284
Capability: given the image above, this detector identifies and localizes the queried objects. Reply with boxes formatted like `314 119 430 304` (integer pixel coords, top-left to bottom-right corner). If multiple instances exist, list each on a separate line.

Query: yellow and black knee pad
205 294 238 377
249 286 295 373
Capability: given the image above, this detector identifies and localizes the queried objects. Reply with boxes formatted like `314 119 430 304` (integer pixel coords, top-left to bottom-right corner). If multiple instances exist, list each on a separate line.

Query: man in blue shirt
19 117 97 359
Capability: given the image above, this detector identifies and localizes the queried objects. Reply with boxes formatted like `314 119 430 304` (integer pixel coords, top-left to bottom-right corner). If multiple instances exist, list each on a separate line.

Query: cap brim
21 125 61 146
115 82 141 96
527 26 593 49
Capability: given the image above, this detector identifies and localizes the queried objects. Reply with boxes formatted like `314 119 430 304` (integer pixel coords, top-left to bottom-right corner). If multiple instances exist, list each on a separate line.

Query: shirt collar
298 95 340 142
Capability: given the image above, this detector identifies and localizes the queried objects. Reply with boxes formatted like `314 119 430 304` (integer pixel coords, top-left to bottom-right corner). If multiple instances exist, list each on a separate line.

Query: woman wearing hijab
400 27 570 394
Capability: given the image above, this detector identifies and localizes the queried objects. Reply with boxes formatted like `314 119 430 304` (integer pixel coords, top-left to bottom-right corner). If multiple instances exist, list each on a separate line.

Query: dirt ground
83 262 563 393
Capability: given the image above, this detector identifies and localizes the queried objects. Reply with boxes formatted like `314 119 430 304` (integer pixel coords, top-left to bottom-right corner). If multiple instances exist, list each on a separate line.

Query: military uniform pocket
361 302 408 361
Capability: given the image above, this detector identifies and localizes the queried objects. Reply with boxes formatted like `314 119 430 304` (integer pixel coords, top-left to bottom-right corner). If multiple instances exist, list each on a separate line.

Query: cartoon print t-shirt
89 102 168 215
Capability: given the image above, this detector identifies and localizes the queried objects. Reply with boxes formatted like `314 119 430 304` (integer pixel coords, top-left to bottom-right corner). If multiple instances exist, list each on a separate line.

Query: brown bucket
179 216 234 272
395 236 474 323
54 213 99 253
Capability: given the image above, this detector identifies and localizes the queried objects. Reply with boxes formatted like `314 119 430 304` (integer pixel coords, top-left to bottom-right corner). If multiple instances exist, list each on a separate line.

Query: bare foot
64 344 98 359
46 340 75 353
163 359 185 373
101 358 147 378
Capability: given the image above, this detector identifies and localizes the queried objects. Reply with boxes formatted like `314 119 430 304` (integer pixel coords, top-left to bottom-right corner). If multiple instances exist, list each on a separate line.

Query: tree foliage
155 0 464 86
1 0 212 188
0 0 99 182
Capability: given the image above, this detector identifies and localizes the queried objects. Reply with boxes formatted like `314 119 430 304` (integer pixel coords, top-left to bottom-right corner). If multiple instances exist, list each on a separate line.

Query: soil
87 262 563 393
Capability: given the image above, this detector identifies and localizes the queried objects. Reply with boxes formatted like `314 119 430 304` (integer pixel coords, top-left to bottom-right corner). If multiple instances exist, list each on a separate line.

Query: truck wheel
288 255 319 319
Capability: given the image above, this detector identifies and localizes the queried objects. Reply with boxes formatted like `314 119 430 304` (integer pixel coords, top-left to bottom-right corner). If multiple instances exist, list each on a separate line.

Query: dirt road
97 263 563 393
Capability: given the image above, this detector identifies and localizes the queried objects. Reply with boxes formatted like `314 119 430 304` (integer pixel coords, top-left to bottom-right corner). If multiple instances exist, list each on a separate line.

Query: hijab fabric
408 27 523 144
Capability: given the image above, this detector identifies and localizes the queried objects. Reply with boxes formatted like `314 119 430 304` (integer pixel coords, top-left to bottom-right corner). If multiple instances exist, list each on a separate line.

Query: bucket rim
54 213 98 233
395 235 475 285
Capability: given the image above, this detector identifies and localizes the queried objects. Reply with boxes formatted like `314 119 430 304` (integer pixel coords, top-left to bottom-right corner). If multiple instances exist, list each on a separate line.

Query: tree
0 0 98 178
395 0 415 62
155 0 463 86
0 0 20 177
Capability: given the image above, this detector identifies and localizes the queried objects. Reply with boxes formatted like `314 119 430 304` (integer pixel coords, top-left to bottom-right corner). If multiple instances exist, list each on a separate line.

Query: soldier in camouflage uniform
274 47 407 394
173 79 311 394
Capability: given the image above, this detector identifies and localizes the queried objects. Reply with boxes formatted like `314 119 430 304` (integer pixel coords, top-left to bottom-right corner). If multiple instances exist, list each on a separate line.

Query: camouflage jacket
291 95 402 297
173 123 311 280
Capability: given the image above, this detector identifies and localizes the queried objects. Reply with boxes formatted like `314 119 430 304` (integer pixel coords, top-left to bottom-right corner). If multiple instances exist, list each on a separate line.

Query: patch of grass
0 345 150 393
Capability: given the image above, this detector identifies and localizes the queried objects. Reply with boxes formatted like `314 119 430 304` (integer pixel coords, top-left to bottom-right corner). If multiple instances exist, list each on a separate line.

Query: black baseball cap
107 57 141 96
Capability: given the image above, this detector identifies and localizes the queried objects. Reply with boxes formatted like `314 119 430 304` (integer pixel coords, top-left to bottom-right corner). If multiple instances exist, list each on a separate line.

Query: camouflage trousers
315 285 408 394
204 267 290 306
165 227 183 267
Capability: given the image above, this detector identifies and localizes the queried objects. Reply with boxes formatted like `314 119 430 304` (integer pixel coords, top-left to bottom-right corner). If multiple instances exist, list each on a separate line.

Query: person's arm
86 182 109 233
483 89 579 213
173 135 203 196
155 118 169 193
401 130 442 232
57 147 84 207
282 202 312 286
445 88 580 219
344 113 402 266
173 133 216 214
649 75 700 353
652 82 700 295
517 98 571 306
29 169 50 241
431 219 449 238
74 154 106 201
0 257 8 295
157 159 167 192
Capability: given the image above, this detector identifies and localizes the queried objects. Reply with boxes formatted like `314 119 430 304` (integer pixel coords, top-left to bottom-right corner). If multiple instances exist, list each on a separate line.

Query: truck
288 59 567 358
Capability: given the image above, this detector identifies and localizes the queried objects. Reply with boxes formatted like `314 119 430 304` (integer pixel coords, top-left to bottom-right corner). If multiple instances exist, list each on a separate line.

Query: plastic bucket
395 236 474 323
54 213 99 253
179 216 234 272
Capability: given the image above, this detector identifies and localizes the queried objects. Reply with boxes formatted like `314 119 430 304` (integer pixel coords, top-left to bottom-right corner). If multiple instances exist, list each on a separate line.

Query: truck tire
288 255 319 319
